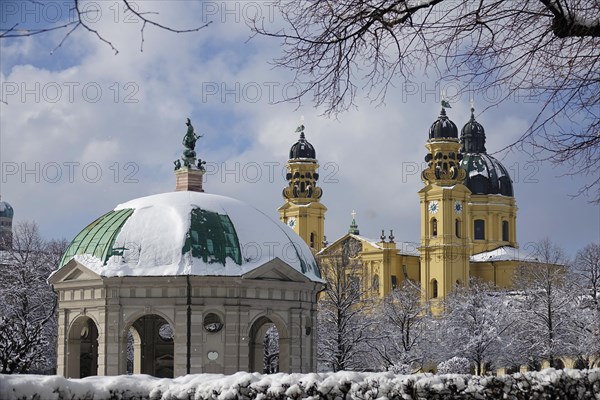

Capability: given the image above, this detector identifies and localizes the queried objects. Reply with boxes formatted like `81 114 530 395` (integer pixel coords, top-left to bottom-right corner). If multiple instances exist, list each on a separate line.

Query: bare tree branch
0 0 212 55
251 0 600 202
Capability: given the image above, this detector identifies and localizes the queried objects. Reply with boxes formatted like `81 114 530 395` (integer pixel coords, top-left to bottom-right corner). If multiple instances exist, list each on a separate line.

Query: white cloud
0 1 597 258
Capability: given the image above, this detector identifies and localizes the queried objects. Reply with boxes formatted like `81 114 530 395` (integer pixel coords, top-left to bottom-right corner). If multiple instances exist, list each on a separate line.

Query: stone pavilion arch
66 315 100 378
248 314 289 373
121 313 175 378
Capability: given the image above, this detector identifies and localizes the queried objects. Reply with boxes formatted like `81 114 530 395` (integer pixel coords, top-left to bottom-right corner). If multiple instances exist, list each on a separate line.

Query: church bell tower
418 104 472 303
278 124 327 252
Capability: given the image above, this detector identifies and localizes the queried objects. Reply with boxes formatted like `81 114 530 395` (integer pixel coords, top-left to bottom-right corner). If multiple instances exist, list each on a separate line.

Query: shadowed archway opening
249 316 288 373
126 314 174 377
263 325 280 373
67 317 98 378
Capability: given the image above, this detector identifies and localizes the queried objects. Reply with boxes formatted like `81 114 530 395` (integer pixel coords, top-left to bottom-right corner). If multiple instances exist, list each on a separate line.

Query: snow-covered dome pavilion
49 120 324 378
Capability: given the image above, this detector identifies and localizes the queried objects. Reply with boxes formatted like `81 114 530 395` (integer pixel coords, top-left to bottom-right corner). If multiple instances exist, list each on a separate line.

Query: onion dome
460 107 486 153
289 125 316 159
429 108 459 139
461 154 514 196
0 198 14 219
460 108 514 196
59 191 322 281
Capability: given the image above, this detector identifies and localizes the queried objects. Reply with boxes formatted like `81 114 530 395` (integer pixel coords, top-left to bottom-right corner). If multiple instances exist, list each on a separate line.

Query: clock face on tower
287 217 297 228
454 201 462 214
428 201 439 214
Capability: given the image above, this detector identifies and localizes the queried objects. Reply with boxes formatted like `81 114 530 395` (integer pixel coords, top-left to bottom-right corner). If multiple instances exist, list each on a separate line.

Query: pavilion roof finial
174 118 206 192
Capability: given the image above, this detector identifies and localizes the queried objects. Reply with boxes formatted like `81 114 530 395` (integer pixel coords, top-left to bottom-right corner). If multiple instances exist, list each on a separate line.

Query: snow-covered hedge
1 369 599 400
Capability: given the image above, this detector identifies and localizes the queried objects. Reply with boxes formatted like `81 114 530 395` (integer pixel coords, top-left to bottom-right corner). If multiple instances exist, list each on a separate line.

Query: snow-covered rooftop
60 191 322 281
470 246 537 263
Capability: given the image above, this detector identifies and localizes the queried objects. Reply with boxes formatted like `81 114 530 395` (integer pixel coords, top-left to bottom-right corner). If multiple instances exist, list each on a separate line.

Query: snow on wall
2 369 599 400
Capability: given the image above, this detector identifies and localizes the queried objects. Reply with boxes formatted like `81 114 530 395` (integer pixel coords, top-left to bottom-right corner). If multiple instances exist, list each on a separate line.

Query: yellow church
279 104 527 301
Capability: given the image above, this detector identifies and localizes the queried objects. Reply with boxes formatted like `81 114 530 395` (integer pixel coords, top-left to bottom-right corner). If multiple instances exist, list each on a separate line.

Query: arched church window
502 221 509 241
455 219 461 238
474 219 485 240
310 232 315 248
431 218 438 237
431 279 438 298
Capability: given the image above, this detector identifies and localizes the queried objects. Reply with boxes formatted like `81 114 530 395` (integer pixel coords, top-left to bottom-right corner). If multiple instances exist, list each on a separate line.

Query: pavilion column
173 304 189 377
100 305 122 375
55 309 68 376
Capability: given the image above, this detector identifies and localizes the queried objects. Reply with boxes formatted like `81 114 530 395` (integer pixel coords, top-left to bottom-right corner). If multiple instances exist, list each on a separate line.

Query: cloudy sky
1 1 598 258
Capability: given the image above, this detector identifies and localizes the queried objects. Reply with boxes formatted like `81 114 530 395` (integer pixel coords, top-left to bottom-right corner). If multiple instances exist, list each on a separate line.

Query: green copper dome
60 209 134 268
58 192 322 281
60 206 244 269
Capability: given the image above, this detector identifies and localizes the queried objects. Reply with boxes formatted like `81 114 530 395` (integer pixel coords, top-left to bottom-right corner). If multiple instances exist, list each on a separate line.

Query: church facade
283 105 528 302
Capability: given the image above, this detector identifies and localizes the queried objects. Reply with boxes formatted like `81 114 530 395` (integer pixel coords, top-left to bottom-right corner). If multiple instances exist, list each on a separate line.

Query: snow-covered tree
317 238 376 371
575 243 600 305
371 280 430 371
263 325 280 374
570 303 600 368
436 279 511 375
0 222 67 374
571 242 600 367
437 357 471 375
510 239 576 369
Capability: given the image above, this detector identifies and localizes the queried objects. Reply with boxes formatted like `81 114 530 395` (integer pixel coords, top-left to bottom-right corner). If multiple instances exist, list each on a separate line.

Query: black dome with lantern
289 125 316 159
429 108 459 139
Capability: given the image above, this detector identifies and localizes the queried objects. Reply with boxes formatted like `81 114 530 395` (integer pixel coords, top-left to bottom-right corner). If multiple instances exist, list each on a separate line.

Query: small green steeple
348 210 360 235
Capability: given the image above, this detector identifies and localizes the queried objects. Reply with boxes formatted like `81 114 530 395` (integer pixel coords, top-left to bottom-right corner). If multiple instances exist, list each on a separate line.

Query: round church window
158 323 174 341
203 313 223 333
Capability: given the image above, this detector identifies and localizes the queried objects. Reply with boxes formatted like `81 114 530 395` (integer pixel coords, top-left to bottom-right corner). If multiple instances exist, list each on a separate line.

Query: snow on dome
461 153 514 196
61 191 322 281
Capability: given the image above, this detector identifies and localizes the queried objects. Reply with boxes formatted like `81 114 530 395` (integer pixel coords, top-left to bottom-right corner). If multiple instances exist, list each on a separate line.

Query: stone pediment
318 234 383 256
48 259 103 285
243 257 313 283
